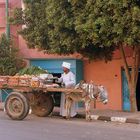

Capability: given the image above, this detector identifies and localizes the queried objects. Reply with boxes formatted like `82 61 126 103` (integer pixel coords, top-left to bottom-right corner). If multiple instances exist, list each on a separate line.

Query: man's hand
61 82 65 87
54 77 59 83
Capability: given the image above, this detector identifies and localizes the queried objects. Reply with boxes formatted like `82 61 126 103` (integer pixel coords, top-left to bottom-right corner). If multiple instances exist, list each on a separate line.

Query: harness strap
88 84 95 99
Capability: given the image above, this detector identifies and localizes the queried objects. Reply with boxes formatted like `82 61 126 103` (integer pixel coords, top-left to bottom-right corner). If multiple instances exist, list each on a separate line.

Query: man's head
62 62 71 73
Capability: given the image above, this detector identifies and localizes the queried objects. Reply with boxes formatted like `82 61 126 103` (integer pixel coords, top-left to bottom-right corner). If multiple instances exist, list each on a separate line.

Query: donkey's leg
85 100 91 121
88 101 92 120
65 98 70 119
66 98 72 120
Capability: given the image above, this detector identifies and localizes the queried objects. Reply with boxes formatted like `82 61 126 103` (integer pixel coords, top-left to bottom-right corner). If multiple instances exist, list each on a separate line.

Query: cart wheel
31 93 54 117
5 92 30 120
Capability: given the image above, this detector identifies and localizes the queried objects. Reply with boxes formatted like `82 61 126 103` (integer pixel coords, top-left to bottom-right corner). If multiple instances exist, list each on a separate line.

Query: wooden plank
46 87 83 93
0 86 83 94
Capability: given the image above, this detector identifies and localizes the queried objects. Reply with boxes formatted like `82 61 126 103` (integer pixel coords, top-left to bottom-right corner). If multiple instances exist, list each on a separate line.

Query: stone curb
91 115 140 124
0 106 4 111
0 104 139 124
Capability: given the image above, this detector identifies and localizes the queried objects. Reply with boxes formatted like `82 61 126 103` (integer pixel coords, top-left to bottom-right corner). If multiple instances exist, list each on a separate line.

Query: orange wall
84 60 122 110
83 57 133 111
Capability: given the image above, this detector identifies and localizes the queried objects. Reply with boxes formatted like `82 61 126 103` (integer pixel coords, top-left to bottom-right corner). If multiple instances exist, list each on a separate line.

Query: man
57 62 77 118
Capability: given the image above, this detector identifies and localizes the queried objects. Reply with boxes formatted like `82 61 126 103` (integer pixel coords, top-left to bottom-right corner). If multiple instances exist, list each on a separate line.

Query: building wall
84 57 133 111
0 1 6 35
0 0 21 46
19 33 134 111
84 59 122 110
18 36 82 59
0 0 134 111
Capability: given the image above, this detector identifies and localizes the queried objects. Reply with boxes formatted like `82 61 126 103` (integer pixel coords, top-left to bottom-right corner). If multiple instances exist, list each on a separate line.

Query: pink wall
9 0 21 8
0 0 21 47
0 28 5 35
0 3 6 28
18 35 82 59
0 1 5 35
9 0 21 47
0 0 5 2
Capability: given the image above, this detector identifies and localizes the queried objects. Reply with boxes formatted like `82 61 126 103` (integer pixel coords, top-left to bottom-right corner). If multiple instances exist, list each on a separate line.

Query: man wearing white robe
58 62 77 117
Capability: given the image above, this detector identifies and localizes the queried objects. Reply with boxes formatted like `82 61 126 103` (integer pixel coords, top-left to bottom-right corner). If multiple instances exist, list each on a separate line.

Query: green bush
0 34 24 75
18 66 48 75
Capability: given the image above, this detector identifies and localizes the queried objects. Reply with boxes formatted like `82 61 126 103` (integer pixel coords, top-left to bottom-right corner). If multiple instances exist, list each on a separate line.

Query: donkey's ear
75 83 80 89
99 85 104 88
75 80 85 89
80 80 86 84
90 80 94 84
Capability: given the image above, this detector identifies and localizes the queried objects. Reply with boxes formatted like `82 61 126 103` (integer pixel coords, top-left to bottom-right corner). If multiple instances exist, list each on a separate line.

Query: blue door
122 70 130 111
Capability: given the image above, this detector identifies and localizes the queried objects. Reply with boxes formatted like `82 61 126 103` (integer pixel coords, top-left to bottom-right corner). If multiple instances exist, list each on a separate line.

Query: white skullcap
62 62 71 69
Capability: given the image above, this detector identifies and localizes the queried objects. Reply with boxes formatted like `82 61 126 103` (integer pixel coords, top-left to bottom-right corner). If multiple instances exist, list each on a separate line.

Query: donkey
65 81 108 121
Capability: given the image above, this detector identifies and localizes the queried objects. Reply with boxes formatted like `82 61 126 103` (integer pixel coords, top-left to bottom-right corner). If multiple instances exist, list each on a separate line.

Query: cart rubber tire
5 92 30 120
31 93 54 117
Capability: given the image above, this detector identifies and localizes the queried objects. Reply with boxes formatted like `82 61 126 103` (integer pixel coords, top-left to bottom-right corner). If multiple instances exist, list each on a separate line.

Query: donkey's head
97 85 108 104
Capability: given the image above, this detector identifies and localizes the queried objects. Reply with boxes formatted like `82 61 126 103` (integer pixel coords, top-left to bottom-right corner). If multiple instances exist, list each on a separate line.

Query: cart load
0 74 59 89
0 74 83 120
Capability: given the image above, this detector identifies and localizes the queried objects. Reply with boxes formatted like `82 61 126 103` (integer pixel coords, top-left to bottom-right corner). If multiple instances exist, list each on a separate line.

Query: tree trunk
120 45 140 112
129 83 137 112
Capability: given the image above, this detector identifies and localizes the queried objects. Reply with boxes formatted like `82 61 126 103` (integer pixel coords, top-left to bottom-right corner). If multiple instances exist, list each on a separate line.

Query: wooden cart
0 77 83 120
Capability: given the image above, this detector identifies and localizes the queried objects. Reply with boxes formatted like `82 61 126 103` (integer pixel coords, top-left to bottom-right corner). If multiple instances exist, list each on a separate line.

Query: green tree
10 0 140 111
0 34 25 75
10 0 114 60
74 0 140 112
9 0 49 50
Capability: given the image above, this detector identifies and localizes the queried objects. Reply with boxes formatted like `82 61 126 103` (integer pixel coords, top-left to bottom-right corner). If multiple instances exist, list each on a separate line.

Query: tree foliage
76 0 140 48
0 34 25 75
10 0 115 61
10 0 140 54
